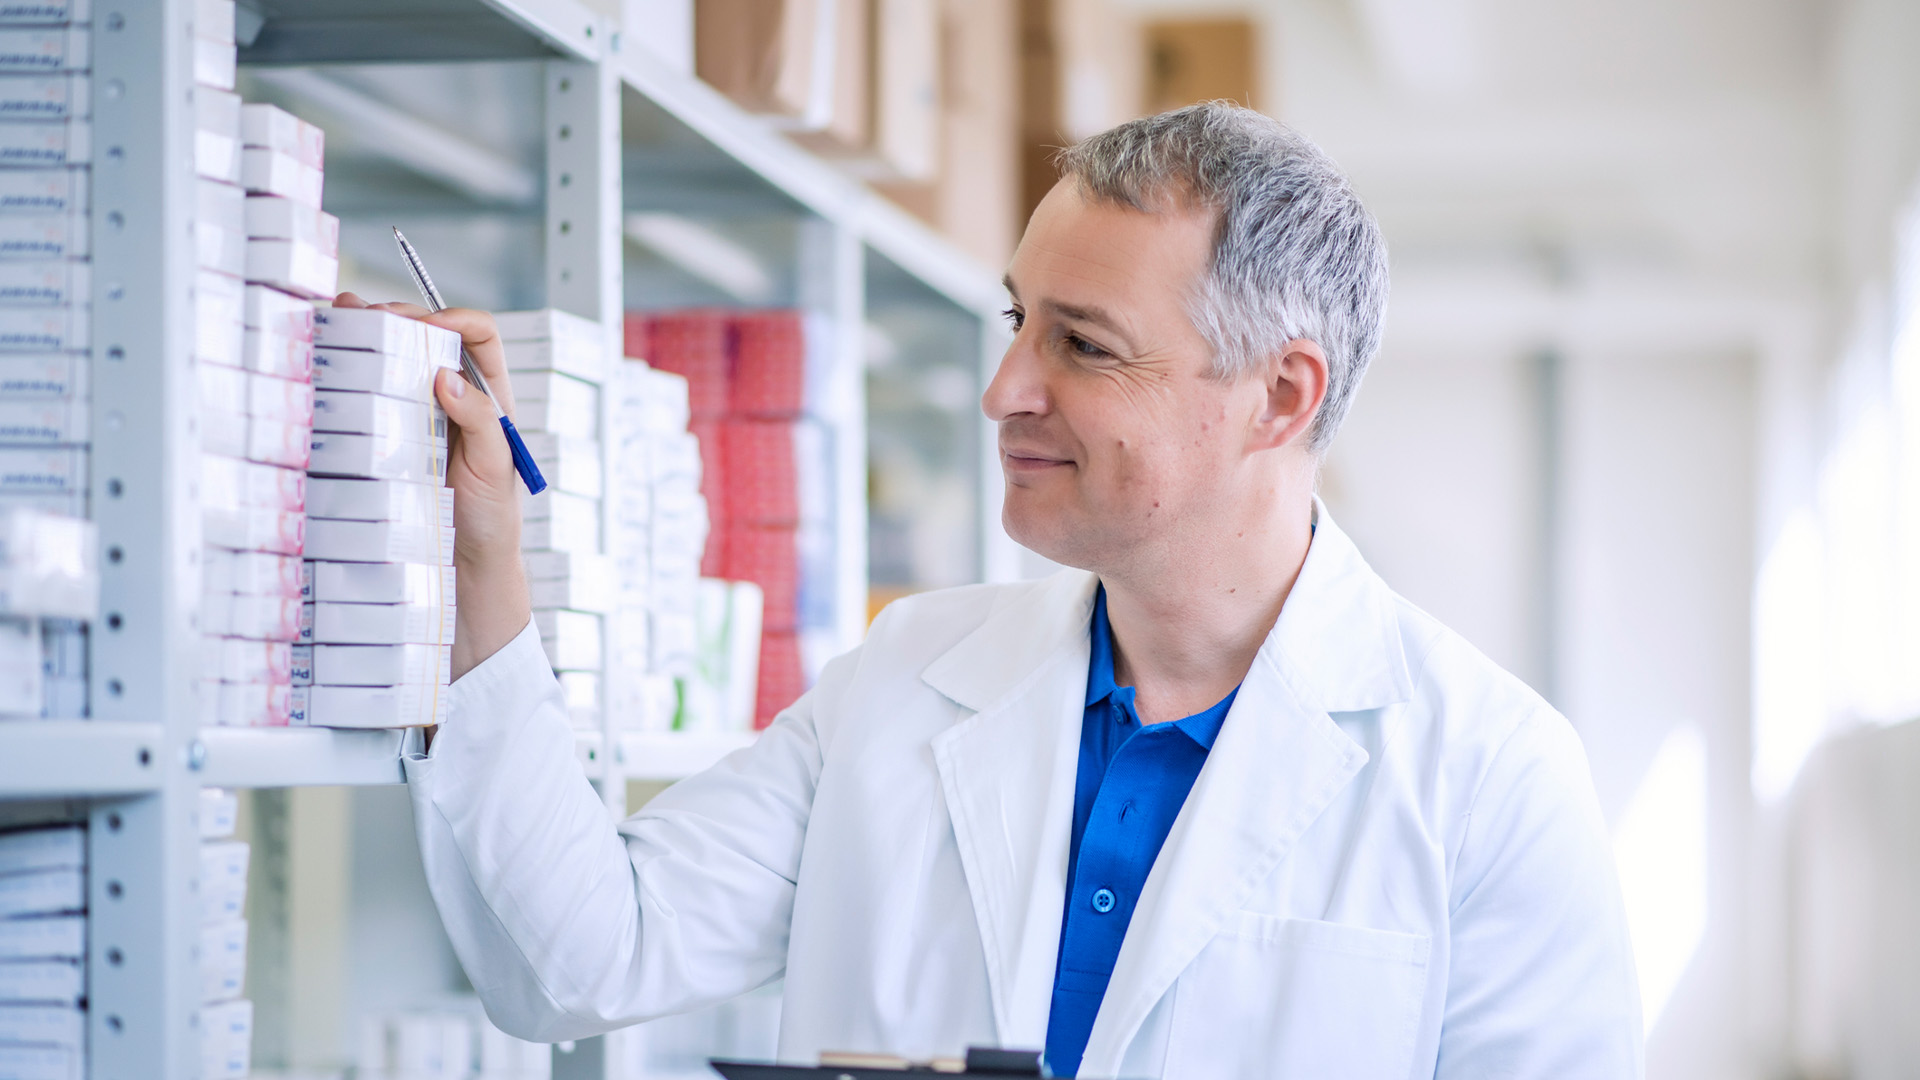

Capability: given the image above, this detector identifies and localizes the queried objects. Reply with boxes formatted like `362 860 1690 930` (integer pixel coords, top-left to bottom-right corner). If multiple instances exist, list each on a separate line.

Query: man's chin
1001 502 1097 571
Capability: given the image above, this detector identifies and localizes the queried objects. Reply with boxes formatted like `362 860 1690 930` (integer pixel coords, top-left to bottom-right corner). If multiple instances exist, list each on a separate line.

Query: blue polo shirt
1044 586 1238 1077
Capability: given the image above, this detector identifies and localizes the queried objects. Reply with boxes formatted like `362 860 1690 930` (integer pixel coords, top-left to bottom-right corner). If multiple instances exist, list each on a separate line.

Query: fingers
420 308 515 417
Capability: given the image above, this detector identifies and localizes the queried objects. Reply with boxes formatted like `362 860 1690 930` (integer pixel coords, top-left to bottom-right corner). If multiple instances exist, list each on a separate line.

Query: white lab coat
406 506 1644 1079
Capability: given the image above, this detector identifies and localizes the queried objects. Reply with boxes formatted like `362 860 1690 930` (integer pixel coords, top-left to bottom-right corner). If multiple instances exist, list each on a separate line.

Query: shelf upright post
87 0 207 1076
544 32 627 1080
543 33 624 817
797 221 867 654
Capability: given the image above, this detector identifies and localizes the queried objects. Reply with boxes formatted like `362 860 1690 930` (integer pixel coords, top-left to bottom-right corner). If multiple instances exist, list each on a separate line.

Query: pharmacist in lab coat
393 103 1643 1079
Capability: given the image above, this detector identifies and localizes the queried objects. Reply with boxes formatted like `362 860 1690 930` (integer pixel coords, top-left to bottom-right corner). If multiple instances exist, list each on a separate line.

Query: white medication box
308 429 446 483
503 337 607 384
309 560 451 605
520 510 601 556
193 34 235 91
0 209 84 260
311 345 449 399
308 598 454 646
0 28 88 73
0 167 82 213
494 307 603 353
240 101 324 168
0 824 82 874
313 307 461 367
200 787 240 839
240 325 314 380
535 608 602 671
244 415 310 470
239 144 321 207
204 549 303 597
247 370 315 424
244 283 314 340
0 260 87 305
313 389 447 442
201 998 253 1080
201 636 295 684
304 517 452 565
306 681 445 729
530 571 612 614
0 912 82 960
195 178 245 276
202 504 303 555
0 305 83 350
0 116 87 168
201 453 305 511
196 86 242 184
0 74 88 121
200 840 249 923
0 398 83 443
520 432 602 498
201 918 248 1003
202 594 303 641
521 548 609 583
305 476 449 523
196 0 235 45
245 236 338 300
244 195 338 255
0 865 81 917
0 447 83 492
0 958 82 1005
308 642 449 687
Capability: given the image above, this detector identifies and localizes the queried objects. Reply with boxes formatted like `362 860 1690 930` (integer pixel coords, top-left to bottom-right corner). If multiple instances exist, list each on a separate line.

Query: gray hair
1054 102 1389 453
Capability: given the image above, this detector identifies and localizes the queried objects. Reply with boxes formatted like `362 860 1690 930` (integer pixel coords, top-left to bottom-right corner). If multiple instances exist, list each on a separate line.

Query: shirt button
1091 888 1116 913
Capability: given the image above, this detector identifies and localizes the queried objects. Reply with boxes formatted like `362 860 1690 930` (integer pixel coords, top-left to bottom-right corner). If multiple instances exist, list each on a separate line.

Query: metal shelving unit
0 0 1009 1076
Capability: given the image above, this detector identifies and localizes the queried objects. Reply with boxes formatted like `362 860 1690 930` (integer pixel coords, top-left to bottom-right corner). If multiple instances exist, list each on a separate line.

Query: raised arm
355 296 825 1039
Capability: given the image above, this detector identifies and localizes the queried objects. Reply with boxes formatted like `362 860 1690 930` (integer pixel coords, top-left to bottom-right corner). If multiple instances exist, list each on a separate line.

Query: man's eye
1066 334 1110 359
1001 307 1024 330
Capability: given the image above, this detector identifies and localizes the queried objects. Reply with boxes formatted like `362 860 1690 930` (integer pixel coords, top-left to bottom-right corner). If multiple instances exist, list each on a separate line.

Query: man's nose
982 332 1047 423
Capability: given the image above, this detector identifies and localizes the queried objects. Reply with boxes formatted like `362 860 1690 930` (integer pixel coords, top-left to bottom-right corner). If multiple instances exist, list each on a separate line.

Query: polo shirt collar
1084 585 1236 750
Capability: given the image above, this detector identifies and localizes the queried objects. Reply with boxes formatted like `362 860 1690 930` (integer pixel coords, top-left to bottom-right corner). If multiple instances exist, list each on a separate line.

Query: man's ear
1249 338 1329 452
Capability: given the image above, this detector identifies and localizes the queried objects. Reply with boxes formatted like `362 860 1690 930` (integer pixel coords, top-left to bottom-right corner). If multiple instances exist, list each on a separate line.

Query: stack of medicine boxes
198 787 251 1080
300 306 457 728
0 0 95 720
611 358 707 732
499 310 608 738
0 820 87 1080
0 508 96 720
196 10 338 726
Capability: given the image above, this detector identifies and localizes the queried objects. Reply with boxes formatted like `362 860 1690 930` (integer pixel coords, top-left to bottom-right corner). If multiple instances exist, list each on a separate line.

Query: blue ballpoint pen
391 227 549 495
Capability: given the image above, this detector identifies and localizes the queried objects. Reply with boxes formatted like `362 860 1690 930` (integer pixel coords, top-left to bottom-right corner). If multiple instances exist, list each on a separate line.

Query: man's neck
1099 488 1315 727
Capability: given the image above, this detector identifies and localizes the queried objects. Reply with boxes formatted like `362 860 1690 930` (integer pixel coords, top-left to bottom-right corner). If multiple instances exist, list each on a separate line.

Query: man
391 102 1643 1078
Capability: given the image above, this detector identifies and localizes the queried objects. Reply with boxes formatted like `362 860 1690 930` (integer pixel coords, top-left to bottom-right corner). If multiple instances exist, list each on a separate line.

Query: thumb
435 368 511 480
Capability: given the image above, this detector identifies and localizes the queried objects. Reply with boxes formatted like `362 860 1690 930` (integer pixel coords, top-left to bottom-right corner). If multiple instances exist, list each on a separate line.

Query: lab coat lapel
1077 507 1413 1076
925 570 1100 1050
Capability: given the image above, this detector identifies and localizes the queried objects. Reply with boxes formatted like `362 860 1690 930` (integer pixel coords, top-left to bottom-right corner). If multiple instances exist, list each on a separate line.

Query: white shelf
196 726 408 788
617 731 758 782
0 722 166 797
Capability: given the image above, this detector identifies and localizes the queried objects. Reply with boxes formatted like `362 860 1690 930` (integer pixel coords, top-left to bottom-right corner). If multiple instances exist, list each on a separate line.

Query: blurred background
218 0 1920 1077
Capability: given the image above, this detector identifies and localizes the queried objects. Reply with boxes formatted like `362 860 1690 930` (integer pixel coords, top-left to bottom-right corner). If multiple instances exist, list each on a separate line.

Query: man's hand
331 293 531 686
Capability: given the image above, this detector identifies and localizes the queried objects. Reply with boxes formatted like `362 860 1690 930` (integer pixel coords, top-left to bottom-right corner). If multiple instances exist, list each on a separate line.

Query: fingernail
446 371 465 398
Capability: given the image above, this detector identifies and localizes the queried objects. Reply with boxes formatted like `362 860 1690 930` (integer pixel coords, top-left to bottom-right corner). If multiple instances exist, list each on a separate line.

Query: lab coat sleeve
1436 711 1646 1080
405 617 831 1042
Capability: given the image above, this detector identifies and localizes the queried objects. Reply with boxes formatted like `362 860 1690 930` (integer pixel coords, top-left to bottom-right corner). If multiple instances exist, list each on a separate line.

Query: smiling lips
1001 446 1073 472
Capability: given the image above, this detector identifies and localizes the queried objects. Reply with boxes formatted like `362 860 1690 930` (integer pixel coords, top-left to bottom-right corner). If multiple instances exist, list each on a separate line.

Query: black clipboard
711 1047 1046 1079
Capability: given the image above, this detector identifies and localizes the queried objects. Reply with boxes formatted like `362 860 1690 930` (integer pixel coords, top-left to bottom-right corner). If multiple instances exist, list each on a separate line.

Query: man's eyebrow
1002 274 1137 351
1043 299 1134 350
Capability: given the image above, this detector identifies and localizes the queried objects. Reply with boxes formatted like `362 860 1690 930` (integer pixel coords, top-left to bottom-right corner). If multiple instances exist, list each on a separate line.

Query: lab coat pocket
1163 912 1430 1080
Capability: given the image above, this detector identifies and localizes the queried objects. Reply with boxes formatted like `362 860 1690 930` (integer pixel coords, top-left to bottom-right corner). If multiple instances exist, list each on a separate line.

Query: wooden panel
1143 17 1258 113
